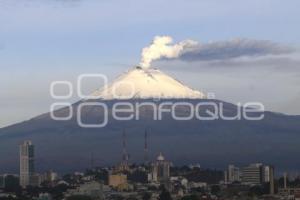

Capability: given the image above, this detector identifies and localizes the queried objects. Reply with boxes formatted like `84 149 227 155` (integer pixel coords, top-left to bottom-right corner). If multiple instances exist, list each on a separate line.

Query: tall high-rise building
269 166 275 195
224 170 228 184
263 165 271 182
144 130 149 164
227 164 241 183
241 163 263 185
261 165 275 194
0 175 5 188
149 152 170 183
19 140 35 188
283 172 288 189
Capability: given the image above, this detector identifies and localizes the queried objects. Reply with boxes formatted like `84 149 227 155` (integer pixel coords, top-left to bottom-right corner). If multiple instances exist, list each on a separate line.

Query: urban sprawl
1 133 299 200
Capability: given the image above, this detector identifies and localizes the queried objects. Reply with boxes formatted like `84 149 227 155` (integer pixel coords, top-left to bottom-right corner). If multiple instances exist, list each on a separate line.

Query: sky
0 0 300 128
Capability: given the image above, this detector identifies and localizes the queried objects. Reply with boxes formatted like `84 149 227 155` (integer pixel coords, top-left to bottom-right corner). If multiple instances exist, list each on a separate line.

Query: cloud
179 38 295 62
0 43 5 51
0 0 81 8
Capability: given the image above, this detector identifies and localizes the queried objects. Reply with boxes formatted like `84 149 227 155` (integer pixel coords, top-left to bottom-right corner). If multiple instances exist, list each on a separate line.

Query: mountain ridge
0 67 300 172
0 98 300 173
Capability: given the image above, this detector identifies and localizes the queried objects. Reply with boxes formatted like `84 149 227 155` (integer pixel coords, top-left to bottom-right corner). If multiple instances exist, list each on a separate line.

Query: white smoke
139 36 198 68
139 36 294 68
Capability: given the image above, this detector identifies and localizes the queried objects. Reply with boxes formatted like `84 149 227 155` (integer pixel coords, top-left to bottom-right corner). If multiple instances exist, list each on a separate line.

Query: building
31 174 42 187
38 193 53 200
41 170 58 183
19 140 35 188
224 170 228 184
263 165 275 194
66 181 103 200
278 188 300 200
241 163 263 185
284 172 288 189
228 163 275 193
227 165 241 183
0 175 5 188
0 174 19 189
149 153 170 183
277 173 300 199
108 174 127 188
263 165 271 182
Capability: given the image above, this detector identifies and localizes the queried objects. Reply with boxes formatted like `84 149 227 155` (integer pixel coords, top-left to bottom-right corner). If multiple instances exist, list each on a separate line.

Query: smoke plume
140 36 294 68
139 36 197 68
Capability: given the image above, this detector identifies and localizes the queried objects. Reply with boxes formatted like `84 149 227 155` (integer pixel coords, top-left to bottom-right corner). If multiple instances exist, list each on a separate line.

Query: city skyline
1 1 300 199
1 138 299 199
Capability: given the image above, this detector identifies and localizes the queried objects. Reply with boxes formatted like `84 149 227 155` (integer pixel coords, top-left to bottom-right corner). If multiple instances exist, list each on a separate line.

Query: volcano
0 66 300 173
90 66 205 99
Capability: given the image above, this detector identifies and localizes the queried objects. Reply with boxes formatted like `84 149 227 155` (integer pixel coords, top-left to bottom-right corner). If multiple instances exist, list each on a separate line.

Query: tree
127 197 138 200
142 192 152 200
181 194 199 200
210 185 220 195
66 195 92 200
50 183 69 200
3 175 22 196
248 185 263 197
158 186 172 200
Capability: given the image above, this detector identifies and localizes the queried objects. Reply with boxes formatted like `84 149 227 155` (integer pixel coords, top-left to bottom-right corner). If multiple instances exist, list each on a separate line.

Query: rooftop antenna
90 152 94 169
122 129 129 166
144 129 149 164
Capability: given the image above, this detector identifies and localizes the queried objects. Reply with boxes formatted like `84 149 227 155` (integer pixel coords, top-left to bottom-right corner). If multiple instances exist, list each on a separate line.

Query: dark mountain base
0 99 299 173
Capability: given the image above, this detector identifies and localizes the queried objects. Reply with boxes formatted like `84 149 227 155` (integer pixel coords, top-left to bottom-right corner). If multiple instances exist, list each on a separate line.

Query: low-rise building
0 174 19 189
65 181 104 200
279 188 300 200
38 193 53 200
108 174 127 189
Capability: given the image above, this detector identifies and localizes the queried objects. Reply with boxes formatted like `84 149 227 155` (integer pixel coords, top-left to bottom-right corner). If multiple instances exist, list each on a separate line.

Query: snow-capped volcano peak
91 66 205 100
